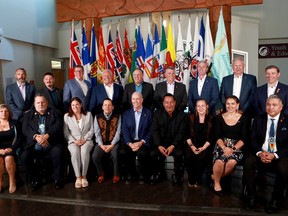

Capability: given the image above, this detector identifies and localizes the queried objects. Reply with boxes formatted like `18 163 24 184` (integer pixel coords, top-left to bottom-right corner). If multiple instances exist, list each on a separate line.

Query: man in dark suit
5 68 36 122
154 66 187 111
254 65 288 115
119 92 152 184
220 57 257 116
151 93 187 186
122 68 154 111
244 95 288 213
188 60 219 114
21 94 64 191
37 72 64 114
89 69 123 116
63 65 91 112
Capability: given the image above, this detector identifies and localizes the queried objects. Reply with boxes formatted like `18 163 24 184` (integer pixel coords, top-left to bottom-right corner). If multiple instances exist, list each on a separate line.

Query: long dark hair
67 97 87 117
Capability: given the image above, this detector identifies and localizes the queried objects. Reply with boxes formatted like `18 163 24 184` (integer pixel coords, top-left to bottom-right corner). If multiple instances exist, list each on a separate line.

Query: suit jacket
251 112 288 158
220 73 257 115
5 82 36 121
153 81 188 111
89 83 123 116
37 86 64 114
188 76 219 114
63 78 91 112
22 108 63 150
63 112 94 145
121 107 152 147
254 82 288 115
122 81 154 111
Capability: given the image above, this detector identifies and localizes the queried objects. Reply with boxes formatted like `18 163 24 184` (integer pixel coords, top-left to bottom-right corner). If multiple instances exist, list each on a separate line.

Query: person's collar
75 77 84 82
134 107 143 113
103 112 113 119
104 83 113 87
134 81 143 86
233 74 243 79
268 113 280 121
17 81 26 86
166 80 175 85
268 81 278 88
198 75 207 81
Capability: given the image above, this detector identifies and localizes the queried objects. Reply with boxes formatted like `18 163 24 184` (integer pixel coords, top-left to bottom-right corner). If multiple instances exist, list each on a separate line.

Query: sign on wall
259 43 288 58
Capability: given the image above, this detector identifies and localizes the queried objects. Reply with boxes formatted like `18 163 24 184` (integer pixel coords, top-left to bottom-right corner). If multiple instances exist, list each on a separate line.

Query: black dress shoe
55 180 64 190
244 196 255 210
31 181 42 191
213 188 224 196
266 200 279 214
138 176 145 185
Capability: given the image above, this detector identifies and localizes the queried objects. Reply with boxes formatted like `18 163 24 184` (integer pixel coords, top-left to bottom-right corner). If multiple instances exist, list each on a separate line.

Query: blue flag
81 25 90 81
89 24 98 87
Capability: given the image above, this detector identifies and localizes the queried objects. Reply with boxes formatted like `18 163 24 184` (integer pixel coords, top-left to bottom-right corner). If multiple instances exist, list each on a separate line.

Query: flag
212 8 232 88
123 28 132 85
166 21 176 66
175 19 185 82
89 23 98 87
136 25 146 73
151 23 160 87
115 24 124 85
69 21 81 79
106 27 121 84
204 12 214 66
159 24 167 82
191 15 199 78
183 17 193 92
144 25 153 82
97 25 106 83
81 24 90 81
129 26 138 83
197 16 205 61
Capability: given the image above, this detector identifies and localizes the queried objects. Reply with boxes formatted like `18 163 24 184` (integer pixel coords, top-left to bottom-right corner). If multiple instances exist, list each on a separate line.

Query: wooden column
209 5 232 57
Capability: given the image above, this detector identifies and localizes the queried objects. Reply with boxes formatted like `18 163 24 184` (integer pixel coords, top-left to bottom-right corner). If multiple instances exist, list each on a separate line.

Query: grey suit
5 82 36 121
64 112 94 177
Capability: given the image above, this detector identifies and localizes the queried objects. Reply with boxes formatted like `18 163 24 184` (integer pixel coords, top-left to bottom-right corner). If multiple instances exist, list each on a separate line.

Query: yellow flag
167 21 176 63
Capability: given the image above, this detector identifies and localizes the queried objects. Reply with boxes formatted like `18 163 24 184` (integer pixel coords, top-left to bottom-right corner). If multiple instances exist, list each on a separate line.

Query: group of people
0 58 287 213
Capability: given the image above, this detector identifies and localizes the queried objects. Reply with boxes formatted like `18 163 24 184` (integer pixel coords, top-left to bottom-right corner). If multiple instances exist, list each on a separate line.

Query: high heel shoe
213 187 224 196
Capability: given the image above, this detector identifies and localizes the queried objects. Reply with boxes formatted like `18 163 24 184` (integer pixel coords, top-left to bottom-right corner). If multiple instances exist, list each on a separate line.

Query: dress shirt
17 81 26 100
167 82 175 95
94 112 121 145
267 81 278 97
232 74 242 99
75 78 88 96
259 113 280 158
134 108 142 140
197 75 207 96
135 83 143 94
104 83 114 100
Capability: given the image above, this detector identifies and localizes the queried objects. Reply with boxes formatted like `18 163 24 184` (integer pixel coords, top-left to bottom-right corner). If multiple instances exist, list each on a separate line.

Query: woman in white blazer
64 97 94 188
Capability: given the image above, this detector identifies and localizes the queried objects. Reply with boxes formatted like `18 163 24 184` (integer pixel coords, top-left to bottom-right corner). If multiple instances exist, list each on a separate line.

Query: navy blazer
5 82 36 121
121 107 152 147
63 78 91 112
254 82 288 115
188 76 219 114
122 81 154 111
89 83 123 116
251 112 288 158
37 86 64 114
153 81 188 111
220 73 257 114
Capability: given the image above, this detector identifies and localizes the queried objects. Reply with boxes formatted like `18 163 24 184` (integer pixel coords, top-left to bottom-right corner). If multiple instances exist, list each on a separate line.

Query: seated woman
212 96 247 195
185 99 214 188
0 104 20 193
64 97 94 189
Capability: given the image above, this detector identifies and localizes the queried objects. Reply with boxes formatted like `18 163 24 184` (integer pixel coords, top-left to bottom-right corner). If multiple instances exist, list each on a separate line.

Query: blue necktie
269 119 275 138
268 118 275 153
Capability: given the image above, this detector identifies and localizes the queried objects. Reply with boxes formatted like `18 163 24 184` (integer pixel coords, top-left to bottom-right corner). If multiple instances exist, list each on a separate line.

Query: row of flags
69 8 232 90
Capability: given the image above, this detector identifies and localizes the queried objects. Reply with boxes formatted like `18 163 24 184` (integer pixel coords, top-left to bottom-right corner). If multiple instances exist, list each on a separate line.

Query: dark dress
213 114 247 163
0 122 19 157
185 114 214 184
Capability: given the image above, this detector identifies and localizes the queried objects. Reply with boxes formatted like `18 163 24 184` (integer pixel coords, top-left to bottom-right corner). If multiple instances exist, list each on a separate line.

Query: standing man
153 66 187 112
21 94 64 191
220 57 257 116
244 95 288 213
37 72 64 114
254 65 288 115
150 93 187 186
122 68 154 111
120 92 152 184
5 68 36 122
63 65 91 112
188 60 219 114
92 98 121 184
89 69 123 116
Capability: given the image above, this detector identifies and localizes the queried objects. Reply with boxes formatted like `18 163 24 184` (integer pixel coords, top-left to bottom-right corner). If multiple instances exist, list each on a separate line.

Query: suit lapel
14 83 25 103
239 74 246 100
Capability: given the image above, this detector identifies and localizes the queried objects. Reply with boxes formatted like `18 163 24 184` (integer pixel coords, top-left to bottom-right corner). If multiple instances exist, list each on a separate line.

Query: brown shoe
98 175 104 184
113 176 120 184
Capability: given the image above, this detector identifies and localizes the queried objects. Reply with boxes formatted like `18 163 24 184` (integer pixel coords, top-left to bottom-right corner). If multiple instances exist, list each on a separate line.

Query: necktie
19 84 26 100
268 118 275 153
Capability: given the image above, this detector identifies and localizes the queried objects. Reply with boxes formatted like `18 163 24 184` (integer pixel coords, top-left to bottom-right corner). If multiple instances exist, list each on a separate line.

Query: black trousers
243 152 288 201
21 144 64 182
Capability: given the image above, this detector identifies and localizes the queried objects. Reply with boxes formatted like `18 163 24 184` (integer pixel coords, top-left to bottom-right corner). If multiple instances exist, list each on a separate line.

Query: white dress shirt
233 74 242 99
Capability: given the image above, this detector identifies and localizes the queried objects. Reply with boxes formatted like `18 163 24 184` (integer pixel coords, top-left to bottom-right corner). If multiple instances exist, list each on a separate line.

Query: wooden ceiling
56 0 263 22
